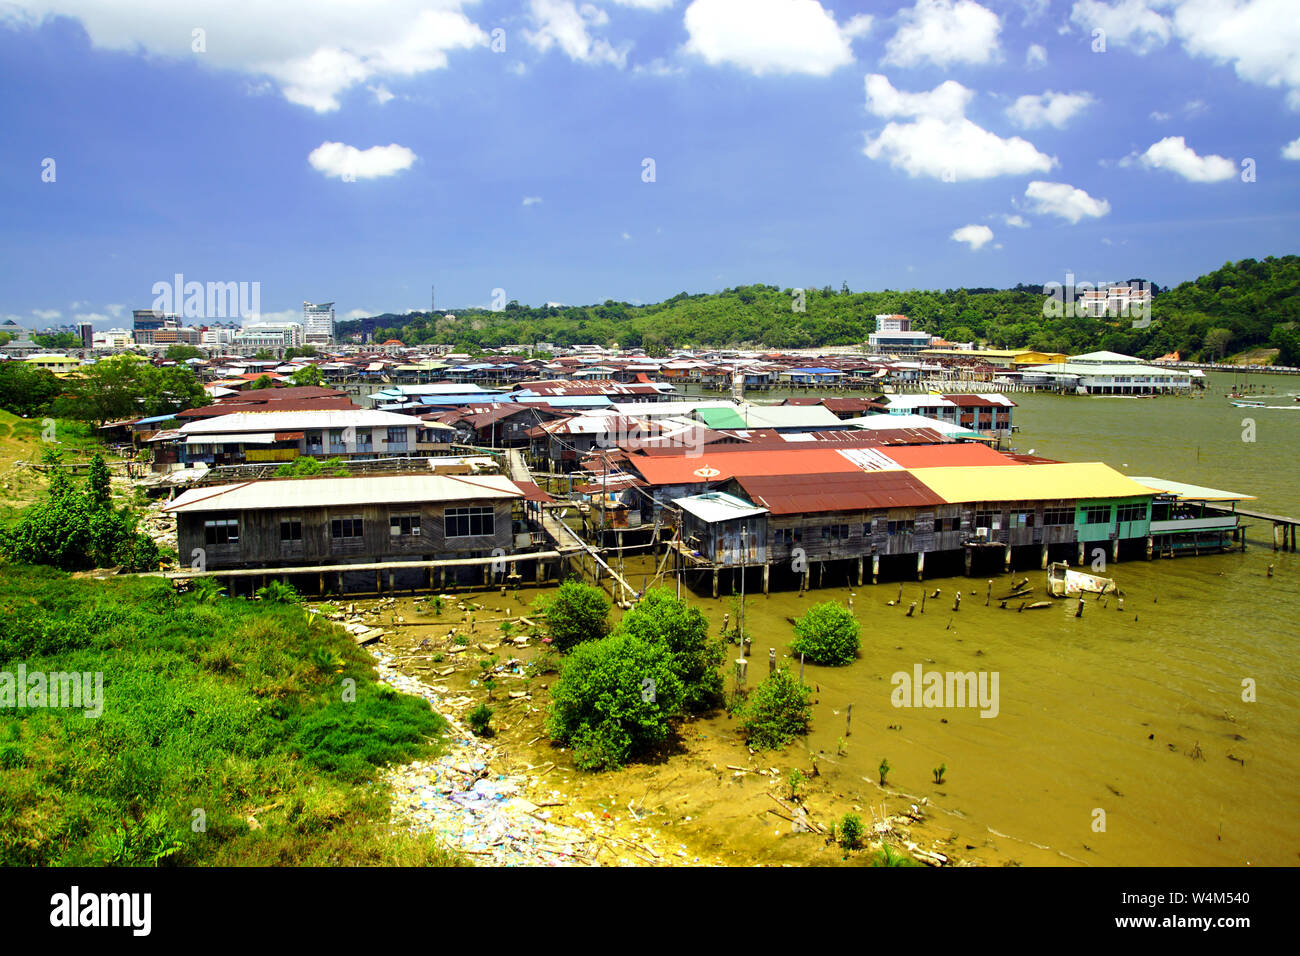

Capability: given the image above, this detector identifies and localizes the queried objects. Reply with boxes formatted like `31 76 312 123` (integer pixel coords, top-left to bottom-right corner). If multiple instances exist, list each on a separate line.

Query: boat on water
1047 562 1117 598
1230 399 1265 407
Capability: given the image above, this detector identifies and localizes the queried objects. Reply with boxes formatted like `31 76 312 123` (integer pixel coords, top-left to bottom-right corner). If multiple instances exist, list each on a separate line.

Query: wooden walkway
1206 505 1300 551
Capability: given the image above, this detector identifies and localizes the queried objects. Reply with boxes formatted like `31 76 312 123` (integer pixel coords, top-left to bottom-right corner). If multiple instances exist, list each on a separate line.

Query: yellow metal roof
911 462 1154 503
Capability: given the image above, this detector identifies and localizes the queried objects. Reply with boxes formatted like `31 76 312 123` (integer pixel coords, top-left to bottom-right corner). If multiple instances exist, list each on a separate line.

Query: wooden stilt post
917 551 925 581
1004 543 1011 572
872 553 880 584
1076 541 1086 566
1041 543 1048 569
964 546 972 576
763 563 770 595
1146 536 1153 560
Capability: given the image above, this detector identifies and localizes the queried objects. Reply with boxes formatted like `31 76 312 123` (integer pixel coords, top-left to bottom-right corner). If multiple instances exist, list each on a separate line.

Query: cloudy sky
2 0 1298 327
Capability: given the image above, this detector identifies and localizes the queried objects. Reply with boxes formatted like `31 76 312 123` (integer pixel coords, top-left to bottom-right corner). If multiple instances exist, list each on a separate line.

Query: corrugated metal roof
1130 477 1256 501
164 474 524 513
882 444 1019 468
735 471 946 515
674 492 769 523
180 410 423 434
628 448 863 485
913 462 1154 503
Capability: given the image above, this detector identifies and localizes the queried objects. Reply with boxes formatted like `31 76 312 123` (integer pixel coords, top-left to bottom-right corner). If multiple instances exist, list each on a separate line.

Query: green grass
0 564 463 866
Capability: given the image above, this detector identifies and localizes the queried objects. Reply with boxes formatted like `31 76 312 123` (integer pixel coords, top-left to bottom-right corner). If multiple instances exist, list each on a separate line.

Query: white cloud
1150 109 1171 121
1069 0 1170 55
863 74 1055 179
1283 137 1300 160
0 2 488 113
621 231 633 240
31 308 61 320
522 196 543 205
609 0 676 8
525 0 628 67
1168 0 1300 110
842 14 874 39
370 85 395 104
682 0 856 76
1002 213 1029 227
1026 43 1047 68
73 312 111 324
633 56 684 75
105 304 125 317
1006 90 1094 128
951 224 994 250
345 309 372 319
308 142 417 180
1024 180 1111 222
1136 135 1236 181
883 0 1002 68
1073 1 1300 109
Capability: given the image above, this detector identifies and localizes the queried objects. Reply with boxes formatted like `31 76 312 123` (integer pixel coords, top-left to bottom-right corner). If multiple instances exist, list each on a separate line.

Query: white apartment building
233 322 305 352
868 314 932 354
303 301 335 345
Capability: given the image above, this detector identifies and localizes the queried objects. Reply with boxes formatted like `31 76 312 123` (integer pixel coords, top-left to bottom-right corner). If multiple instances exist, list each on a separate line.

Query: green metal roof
694 407 748 429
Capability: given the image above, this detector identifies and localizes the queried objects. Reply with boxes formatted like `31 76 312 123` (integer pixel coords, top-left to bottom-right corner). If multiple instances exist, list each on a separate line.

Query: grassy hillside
0 567 462 866
344 254 1300 361
0 411 99 519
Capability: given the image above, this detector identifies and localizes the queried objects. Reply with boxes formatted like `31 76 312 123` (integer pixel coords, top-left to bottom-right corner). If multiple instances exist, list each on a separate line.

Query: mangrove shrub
791 602 860 666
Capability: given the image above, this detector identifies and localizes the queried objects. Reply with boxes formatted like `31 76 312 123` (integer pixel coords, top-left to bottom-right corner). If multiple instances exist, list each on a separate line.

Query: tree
86 453 112 508
1204 327 1233 360
546 632 684 771
537 580 610 651
56 356 208 425
738 667 812 750
289 365 324 388
1 458 160 571
254 349 274 360
249 375 275 390
791 602 860 666
33 332 80 349
164 345 204 361
284 345 317 360
0 362 63 416
615 588 724 712
1268 324 1300 366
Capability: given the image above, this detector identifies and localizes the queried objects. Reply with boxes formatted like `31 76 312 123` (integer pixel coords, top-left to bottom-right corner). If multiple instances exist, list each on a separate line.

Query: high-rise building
77 320 94 349
303 301 335 345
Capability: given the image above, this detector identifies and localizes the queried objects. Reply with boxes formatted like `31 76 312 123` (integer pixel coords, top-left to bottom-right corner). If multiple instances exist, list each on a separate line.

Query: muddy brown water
375 373 1300 865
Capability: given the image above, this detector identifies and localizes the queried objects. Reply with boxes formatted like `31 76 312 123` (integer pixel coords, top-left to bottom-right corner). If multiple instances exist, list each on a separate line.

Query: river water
639 373 1300 865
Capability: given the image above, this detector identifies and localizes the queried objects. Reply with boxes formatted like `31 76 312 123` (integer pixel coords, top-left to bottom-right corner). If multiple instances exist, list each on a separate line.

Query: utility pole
739 525 747 654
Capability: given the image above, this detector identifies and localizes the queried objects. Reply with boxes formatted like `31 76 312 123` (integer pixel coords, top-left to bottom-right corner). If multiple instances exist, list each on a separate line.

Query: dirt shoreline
341 591 1069 867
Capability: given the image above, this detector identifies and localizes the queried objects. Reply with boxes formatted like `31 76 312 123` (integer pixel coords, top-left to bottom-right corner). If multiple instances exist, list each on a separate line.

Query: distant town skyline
3 1 1298 330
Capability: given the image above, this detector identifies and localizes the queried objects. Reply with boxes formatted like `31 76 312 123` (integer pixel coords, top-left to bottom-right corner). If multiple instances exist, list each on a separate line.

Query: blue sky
2 0 1298 329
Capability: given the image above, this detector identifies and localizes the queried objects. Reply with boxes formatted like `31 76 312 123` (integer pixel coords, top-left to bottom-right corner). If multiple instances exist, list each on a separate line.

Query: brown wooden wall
178 499 515 569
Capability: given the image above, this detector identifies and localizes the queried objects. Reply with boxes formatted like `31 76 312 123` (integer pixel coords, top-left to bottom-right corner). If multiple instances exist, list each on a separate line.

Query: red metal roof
882 443 1020 469
627 448 863 485
734 471 946 515
511 480 556 503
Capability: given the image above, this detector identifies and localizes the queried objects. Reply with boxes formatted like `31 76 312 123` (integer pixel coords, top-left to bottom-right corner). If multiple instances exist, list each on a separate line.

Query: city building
303 301 335 345
868 314 932 355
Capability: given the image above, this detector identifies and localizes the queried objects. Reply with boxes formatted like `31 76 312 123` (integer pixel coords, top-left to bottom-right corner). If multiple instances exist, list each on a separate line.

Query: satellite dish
693 466 721 479
1027 448 1035 455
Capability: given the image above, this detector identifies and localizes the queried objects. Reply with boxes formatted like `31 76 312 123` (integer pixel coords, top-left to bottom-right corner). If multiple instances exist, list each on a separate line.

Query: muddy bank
338 592 1024 867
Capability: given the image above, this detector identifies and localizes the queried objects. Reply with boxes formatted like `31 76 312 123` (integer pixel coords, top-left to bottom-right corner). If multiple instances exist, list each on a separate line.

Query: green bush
615 587 724 712
837 812 863 850
537 580 610 652
546 632 684 771
467 703 494 737
791 602 860 666
738 667 812 750
1 457 160 572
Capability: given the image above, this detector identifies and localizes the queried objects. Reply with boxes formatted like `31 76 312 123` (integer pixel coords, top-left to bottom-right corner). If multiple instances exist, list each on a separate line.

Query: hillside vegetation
0 568 459 866
346 255 1299 363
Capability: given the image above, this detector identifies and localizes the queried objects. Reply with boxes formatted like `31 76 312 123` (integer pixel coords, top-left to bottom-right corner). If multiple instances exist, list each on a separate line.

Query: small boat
1047 562 1117 598
1230 400 1264 407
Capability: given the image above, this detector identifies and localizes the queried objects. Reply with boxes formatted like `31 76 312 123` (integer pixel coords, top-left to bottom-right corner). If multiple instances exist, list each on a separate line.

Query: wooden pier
1207 505 1300 552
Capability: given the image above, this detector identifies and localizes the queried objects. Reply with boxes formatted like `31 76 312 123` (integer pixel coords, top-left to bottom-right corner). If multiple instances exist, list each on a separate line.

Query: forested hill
341 255 1300 363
